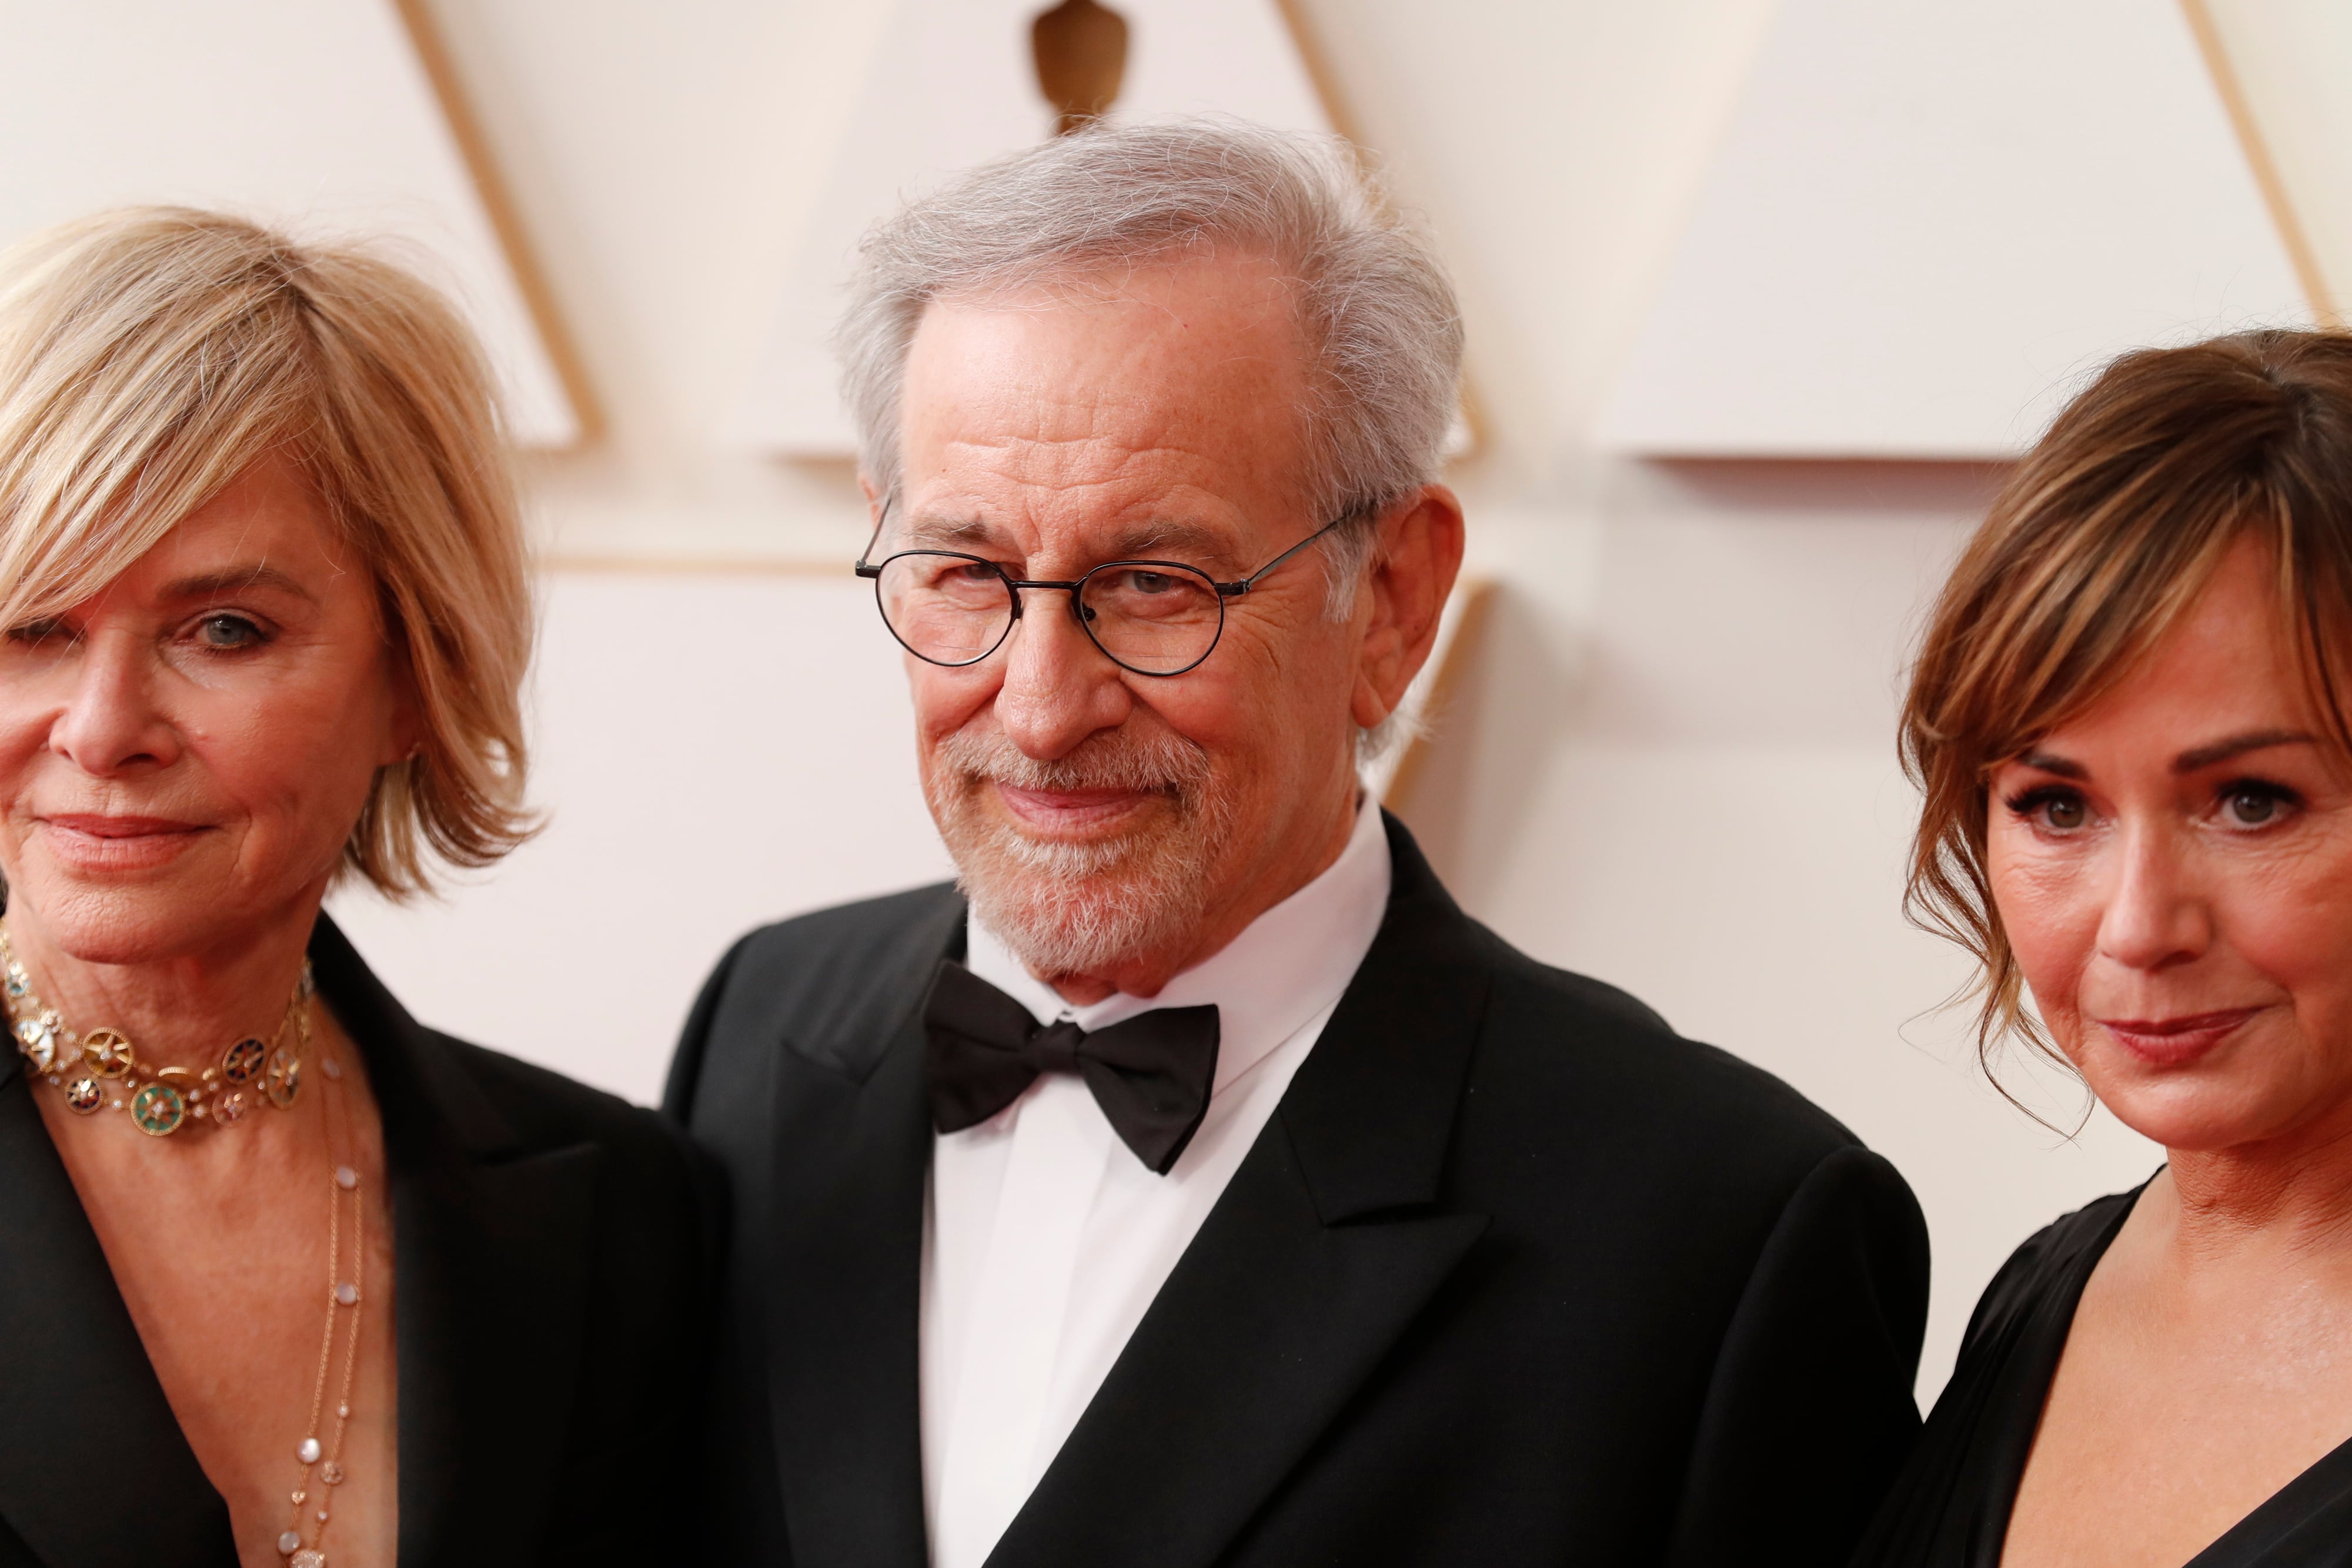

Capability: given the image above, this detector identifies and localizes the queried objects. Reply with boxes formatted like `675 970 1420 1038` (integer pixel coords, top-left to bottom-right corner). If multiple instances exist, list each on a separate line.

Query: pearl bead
335 1282 359 1306
334 1165 358 1191
298 1437 321 1465
278 1530 302 1554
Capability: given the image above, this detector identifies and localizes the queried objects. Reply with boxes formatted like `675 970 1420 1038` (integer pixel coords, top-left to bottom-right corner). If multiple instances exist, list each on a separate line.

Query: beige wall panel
2198 0 2352 323
0 0 581 446
1598 0 2308 457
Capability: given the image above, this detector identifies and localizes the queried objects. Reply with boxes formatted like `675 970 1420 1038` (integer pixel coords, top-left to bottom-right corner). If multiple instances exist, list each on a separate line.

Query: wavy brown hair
1903 329 2352 1072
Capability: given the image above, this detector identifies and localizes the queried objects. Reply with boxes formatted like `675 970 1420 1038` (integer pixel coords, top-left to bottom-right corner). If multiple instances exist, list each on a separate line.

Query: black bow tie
922 960 1221 1175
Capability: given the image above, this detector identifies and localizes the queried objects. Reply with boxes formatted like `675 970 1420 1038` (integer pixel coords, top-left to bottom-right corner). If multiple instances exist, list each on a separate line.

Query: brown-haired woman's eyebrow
2015 751 2088 780
2173 730 2319 773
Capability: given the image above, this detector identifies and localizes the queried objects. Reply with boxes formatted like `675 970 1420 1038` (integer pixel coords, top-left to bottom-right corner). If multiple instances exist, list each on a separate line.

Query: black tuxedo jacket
0 917 717 1568
666 815 1929 1567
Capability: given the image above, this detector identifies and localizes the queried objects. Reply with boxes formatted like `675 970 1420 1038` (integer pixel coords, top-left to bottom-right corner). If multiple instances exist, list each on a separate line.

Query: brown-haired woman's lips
2095 1008 2260 1066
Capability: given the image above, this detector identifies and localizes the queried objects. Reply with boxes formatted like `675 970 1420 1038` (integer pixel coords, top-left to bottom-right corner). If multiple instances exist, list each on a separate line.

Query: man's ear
1350 483 1466 731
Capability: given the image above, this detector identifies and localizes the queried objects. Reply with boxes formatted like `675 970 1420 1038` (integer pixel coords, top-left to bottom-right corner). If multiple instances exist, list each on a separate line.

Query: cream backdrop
314 0 2194 1402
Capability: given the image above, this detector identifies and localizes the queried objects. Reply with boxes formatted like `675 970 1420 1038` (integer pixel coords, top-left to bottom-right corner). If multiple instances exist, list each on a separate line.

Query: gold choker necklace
0 925 313 1136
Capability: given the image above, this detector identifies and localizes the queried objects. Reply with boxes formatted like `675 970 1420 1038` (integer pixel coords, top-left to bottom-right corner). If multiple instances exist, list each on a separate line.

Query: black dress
1853 1178 2352 1567
0 915 720 1568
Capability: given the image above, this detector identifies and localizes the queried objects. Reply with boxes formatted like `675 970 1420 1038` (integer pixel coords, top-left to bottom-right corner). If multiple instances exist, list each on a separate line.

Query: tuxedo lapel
766 892 963 1568
305 921 601 1568
988 816 1494 1568
0 1057 237 1568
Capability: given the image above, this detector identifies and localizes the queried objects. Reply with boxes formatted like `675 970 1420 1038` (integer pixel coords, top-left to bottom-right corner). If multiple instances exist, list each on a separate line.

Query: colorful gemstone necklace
0 922 370 1567
0 924 312 1135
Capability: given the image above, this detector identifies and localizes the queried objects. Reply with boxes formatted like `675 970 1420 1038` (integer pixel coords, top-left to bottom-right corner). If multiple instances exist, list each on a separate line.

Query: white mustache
934 726 1211 797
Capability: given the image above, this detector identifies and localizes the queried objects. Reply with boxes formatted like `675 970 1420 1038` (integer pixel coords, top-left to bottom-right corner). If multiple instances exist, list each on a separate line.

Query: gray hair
836 115 1464 607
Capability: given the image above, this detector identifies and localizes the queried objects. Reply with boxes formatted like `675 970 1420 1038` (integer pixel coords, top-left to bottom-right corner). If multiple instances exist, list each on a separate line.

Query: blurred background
16 0 2351 1399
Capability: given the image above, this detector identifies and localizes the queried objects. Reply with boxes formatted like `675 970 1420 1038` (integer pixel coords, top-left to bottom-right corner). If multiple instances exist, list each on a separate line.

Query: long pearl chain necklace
282 1049 365 1568
1 926 370 1568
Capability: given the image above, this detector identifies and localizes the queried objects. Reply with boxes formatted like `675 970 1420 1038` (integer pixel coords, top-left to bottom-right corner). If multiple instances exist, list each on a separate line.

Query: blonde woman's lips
37 814 210 871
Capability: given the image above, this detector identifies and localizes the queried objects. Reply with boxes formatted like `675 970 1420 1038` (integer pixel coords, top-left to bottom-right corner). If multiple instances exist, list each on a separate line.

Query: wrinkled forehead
890 259 1317 572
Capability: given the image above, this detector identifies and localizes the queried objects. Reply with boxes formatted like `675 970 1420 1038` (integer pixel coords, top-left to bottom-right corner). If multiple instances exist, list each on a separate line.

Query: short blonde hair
1903 328 2352 1072
0 206 534 897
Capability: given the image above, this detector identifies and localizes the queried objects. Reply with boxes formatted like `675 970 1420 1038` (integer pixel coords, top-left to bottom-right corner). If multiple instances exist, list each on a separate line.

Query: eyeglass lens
873 554 1224 675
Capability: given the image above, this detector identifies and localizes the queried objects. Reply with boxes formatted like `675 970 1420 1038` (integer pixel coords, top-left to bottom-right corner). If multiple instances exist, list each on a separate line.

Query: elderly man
667 119 1929 1568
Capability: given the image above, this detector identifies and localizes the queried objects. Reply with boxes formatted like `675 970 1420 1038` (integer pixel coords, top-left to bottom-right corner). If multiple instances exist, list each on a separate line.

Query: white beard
925 723 1238 979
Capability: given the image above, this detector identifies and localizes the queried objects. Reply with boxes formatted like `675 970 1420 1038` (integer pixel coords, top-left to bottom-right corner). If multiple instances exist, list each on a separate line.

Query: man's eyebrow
158 564 317 603
2174 729 2320 773
900 514 1005 550
1104 519 1235 566
896 513 1242 569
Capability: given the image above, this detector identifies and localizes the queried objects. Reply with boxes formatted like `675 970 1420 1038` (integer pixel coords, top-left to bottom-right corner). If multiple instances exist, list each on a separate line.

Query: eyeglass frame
853 496 1356 677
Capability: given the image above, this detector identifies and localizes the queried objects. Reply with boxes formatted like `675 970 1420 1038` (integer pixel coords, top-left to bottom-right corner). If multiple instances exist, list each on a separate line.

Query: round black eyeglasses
854 500 1349 677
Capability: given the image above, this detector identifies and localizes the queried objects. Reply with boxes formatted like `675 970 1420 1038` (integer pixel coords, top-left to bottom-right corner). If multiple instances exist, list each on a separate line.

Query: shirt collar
965 799 1392 1095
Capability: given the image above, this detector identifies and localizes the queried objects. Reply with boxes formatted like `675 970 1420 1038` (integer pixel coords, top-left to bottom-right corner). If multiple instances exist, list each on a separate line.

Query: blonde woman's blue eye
197 615 260 648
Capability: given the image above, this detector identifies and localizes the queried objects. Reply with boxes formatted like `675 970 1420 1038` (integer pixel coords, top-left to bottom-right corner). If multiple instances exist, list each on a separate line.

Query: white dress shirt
920 800 1392 1568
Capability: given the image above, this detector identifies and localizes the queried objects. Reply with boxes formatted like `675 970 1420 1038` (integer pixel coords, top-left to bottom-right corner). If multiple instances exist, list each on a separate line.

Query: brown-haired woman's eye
2004 785 2088 832
2220 780 2299 828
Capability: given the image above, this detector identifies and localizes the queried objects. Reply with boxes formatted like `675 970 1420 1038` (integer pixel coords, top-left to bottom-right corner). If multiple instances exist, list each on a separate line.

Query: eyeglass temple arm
1224 514 1355 596
853 495 896 575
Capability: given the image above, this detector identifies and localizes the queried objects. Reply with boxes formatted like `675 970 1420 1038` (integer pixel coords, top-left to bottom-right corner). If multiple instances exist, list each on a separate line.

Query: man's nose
49 633 180 778
2094 819 2210 972
993 589 1134 760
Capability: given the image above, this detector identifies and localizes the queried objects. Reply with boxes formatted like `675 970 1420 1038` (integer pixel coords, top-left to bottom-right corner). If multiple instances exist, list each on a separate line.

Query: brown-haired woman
0 208 710 1568
1855 329 2352 1567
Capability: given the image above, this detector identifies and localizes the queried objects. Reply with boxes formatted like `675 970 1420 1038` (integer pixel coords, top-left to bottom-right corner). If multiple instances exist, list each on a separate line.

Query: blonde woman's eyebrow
159 565 318 604
2173 729 2320 773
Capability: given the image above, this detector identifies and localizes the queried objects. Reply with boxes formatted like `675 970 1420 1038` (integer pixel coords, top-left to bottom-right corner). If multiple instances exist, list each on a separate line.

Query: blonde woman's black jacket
667 813 1930 1568
0 916 720 1568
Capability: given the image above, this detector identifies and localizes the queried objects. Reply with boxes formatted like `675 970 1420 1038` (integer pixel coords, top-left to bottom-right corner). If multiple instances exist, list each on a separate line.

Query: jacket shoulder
687 882 965 1088
416 1029 709 1193
1469 927 1866 1176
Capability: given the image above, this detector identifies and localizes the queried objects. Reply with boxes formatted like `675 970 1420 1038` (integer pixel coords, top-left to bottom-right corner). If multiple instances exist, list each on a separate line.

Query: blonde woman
0 210 710 1568
1856 329 2352 1566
